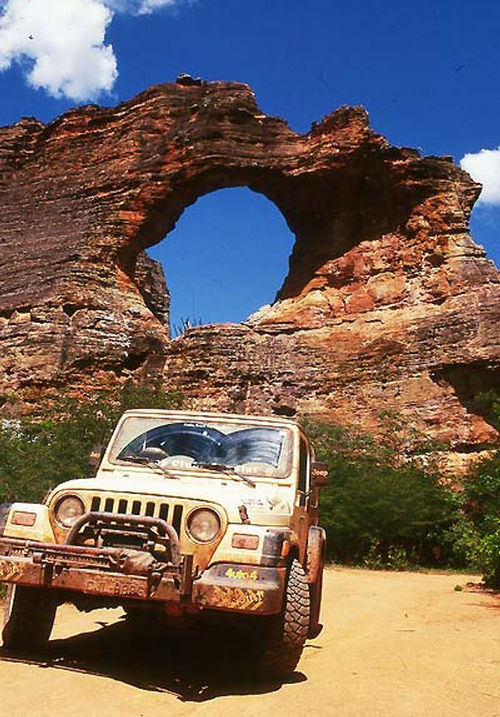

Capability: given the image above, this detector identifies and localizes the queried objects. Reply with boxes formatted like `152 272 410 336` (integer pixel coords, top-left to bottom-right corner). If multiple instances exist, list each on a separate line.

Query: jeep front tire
257 558 310 677
2 585 57 651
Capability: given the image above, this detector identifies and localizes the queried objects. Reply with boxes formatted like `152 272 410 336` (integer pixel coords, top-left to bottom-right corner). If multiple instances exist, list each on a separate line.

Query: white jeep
0 409 327 676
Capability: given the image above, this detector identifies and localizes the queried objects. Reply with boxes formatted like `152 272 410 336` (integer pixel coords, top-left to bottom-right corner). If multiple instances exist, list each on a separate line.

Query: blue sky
1 0 499 329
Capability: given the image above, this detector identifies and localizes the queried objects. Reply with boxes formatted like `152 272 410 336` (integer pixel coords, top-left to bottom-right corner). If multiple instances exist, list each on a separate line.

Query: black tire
257 558 310 678
2 584 57 651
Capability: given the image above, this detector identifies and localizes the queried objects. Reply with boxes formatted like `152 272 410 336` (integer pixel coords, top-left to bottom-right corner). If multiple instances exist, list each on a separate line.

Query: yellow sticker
225 567 259 581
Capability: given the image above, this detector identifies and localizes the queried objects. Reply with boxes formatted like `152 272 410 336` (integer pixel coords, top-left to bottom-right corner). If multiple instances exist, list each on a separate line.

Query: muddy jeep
0 410 327 675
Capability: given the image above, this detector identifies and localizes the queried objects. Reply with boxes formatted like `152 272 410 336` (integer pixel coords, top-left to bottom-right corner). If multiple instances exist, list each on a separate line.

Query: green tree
304 419 453 567
459 393 500 588
0 385 183 504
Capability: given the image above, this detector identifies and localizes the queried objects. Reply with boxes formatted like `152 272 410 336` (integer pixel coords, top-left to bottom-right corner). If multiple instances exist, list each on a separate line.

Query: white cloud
460 147 500 205
132 1 179 15
0 0 117 100
105 0 181 14
0 0 189 101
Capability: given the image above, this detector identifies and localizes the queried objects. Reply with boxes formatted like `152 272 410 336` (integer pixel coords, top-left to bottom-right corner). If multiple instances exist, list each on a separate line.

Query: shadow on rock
0 613 307 701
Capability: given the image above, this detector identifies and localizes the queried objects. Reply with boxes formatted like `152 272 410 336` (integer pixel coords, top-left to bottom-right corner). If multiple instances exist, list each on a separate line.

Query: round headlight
187 508 221 543
55 495 85 528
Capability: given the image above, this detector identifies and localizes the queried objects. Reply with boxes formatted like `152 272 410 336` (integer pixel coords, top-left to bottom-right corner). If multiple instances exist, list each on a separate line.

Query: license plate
84 574 147 599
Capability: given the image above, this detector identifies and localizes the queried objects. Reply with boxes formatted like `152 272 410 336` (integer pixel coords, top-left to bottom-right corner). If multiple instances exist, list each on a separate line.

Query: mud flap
306 526 326 638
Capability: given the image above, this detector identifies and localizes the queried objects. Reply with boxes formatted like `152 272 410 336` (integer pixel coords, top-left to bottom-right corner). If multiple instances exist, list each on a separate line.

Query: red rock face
0 81 498 465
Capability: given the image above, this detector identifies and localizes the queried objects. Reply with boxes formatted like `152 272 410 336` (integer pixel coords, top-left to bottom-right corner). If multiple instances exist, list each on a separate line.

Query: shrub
0 384 183 504
458 394 500 587
440 514 483 570
478 522 500 589
305 399 500 585
460 454 500 588
462 461 500 528
304 419 453 568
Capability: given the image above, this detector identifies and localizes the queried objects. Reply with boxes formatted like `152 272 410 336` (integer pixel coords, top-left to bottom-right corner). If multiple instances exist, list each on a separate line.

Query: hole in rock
147 187 295 336
62 303 79 318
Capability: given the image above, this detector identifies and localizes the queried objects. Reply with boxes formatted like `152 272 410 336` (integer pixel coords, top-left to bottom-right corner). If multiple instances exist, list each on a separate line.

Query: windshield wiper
119 455 178 480
194 462 256 488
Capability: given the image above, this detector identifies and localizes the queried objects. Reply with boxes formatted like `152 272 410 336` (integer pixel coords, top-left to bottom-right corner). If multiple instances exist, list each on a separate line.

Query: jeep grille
89 496 184 537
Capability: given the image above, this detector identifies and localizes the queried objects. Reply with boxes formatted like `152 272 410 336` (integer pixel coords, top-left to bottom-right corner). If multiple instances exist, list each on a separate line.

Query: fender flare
306 525 326 584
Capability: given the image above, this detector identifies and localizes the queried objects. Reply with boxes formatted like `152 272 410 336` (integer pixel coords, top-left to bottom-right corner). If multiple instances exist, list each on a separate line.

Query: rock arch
0 80 499 465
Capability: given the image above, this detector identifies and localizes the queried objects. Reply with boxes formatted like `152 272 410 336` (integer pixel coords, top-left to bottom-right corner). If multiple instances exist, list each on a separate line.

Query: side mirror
311 461 329 488
89 444 105 471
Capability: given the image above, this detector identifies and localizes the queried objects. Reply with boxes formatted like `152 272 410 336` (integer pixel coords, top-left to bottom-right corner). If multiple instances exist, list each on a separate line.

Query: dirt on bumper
0 538 285 615
193 563 286 614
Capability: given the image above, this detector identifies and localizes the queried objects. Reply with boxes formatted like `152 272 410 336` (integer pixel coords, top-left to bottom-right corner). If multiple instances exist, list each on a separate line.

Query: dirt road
1 568 498 717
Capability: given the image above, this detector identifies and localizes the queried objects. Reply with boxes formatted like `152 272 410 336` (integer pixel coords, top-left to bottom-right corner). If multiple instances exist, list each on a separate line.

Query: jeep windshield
109 417 293 479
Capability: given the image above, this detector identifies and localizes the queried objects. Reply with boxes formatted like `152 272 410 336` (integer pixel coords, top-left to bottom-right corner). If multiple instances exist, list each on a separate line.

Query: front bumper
0 537 285 615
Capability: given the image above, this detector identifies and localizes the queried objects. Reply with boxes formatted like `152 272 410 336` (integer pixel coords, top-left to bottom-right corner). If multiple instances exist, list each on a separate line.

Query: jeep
0 409 327 676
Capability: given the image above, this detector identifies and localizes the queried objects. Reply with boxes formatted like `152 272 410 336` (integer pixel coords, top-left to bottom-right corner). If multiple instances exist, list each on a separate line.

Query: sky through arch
147 187 295 333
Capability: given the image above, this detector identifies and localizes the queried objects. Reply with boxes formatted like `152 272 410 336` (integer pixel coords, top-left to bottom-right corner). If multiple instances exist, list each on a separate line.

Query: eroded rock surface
0 81 498 463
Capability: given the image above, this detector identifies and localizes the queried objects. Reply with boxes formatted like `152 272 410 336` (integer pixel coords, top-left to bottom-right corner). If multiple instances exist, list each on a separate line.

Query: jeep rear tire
257 558 310 677
2 585 57 651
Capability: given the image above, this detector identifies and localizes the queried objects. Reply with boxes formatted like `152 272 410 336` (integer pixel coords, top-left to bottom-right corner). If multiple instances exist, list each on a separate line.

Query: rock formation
0 80 499 466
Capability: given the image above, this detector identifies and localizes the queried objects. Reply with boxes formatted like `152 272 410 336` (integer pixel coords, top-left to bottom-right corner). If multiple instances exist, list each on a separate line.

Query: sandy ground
0 568 498 717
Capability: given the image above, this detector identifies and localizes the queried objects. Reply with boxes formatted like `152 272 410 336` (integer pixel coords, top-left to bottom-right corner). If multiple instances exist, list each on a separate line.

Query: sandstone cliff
0 80 498 466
